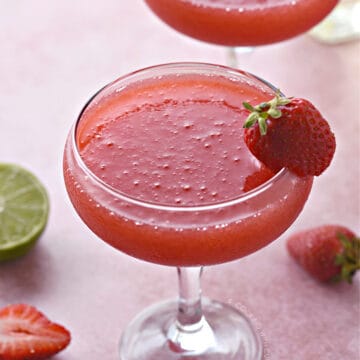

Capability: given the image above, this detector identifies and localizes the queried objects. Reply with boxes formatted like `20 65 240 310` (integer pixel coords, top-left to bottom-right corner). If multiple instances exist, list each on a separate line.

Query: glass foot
119 298 263 360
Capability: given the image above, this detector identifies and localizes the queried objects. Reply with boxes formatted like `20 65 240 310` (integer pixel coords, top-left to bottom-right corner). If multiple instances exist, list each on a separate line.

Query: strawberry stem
243 93 291 135
332 233 360 284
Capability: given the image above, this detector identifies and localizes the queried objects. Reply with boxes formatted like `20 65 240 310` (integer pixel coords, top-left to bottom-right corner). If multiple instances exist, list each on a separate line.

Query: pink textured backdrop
0 1 359 359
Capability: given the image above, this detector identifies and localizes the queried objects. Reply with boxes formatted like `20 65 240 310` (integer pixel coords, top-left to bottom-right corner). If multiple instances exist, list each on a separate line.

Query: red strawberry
243 95 336 176
0 304 71 360
287 225 360 283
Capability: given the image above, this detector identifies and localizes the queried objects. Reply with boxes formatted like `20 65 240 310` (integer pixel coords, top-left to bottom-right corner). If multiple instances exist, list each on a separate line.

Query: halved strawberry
0 304 71 360
243 94 336 177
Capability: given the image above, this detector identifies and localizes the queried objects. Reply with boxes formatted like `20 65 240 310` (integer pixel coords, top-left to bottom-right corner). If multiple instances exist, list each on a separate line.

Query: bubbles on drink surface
77 73 279 207
80 97 270 205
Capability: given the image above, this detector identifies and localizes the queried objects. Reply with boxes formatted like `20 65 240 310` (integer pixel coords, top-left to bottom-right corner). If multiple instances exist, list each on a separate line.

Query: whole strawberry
287 225 360 283
243 94 336 176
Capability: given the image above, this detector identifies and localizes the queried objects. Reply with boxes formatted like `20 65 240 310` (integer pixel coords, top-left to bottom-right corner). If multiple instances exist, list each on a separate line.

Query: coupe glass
144 0 339 67
63 63 313 359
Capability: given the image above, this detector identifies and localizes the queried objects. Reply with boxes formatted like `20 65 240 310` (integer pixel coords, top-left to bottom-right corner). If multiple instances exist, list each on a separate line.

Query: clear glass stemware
63 63 313 359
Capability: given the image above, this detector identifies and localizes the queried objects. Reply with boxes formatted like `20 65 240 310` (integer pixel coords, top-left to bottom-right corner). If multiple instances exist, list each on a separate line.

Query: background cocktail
144 0 339 46
63 63 313 359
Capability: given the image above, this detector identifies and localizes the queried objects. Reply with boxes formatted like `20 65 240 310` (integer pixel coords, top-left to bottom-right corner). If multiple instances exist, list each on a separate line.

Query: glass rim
71 61 291 212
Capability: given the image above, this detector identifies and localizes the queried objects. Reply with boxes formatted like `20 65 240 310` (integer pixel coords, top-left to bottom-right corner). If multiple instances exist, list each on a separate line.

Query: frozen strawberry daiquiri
63 63 313 359
145 0 338 46
64 65 313 267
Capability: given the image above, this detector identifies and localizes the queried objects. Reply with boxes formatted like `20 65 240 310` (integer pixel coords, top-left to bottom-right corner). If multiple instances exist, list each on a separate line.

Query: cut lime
0 163 49 262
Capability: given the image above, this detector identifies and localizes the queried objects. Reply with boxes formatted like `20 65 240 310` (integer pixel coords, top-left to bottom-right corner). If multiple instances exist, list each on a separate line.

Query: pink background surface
0 1 359 359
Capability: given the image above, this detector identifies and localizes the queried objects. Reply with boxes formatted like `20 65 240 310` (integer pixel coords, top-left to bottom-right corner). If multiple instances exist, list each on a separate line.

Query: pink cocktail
64 63 313 359
145 0 339 46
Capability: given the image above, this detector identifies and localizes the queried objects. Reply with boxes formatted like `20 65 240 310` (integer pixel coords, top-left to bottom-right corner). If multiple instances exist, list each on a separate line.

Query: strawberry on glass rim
243 94 336 177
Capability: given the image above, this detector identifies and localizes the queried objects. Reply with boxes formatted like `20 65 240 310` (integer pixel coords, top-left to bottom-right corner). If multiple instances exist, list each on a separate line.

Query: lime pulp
0 163 49 262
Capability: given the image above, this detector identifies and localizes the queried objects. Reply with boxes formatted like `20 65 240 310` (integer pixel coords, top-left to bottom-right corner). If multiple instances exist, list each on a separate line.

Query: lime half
0 163 49 262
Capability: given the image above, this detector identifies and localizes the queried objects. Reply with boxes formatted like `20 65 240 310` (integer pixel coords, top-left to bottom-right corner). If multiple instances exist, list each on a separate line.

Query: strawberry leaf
243 112 259 128
258 117 267 136
268 108 282 118
243 102 255 112
332 233 360 283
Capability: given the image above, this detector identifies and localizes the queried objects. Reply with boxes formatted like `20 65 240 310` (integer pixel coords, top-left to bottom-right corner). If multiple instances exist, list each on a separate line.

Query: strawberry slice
243 94 336 177
0 304 71 360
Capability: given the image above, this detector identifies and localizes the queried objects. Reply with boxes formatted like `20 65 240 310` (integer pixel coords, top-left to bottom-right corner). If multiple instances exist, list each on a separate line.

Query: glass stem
167 267 216 354
227 47 239 68
177 266 203 326
226 46 254 68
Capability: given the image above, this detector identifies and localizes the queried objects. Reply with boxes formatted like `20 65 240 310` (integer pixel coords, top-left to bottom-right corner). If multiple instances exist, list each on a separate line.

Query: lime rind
0 163 49 262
